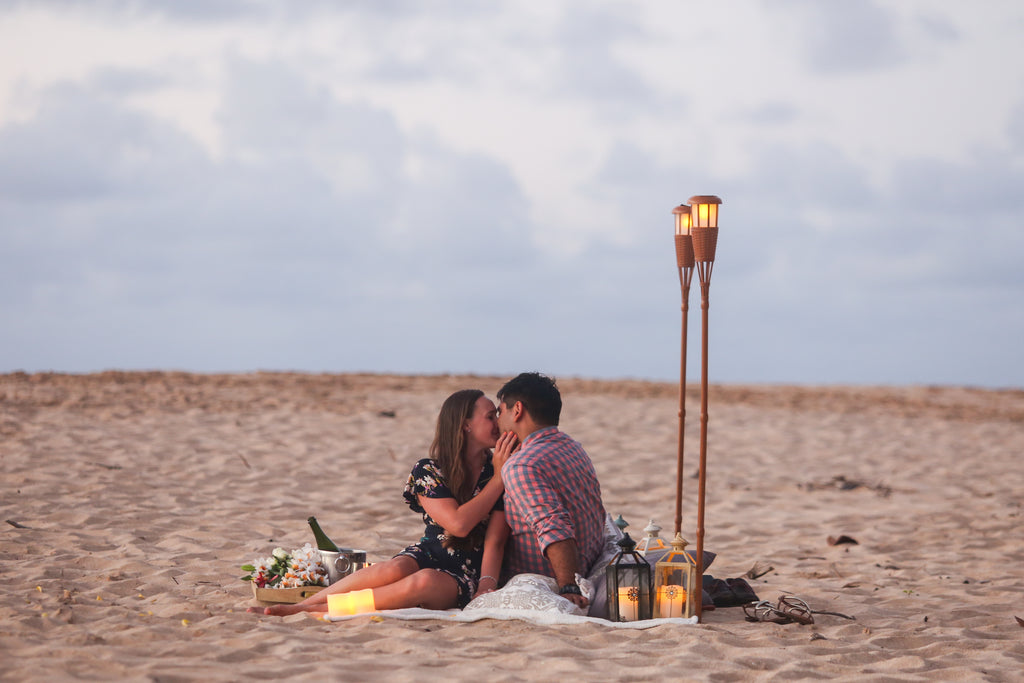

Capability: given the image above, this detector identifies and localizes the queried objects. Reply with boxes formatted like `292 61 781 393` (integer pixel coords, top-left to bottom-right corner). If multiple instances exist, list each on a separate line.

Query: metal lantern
605 533 653 622
653 533 698 619
636 519 667 557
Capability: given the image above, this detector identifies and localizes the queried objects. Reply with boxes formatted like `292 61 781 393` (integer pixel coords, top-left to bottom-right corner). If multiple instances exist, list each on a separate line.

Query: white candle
617 587 639 621
327 589 376 617
657 585 686 619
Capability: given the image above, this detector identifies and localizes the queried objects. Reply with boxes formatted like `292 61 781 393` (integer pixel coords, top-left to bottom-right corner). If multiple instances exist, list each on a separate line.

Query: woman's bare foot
246 603 306 616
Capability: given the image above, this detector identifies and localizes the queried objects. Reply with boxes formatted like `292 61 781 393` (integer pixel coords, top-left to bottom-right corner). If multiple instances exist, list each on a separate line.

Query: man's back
502 426 606 579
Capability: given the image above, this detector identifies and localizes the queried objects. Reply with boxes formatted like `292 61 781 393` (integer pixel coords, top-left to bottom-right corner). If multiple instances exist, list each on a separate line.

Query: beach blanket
325 573 698 628
326 517 702 627
324 606 697 628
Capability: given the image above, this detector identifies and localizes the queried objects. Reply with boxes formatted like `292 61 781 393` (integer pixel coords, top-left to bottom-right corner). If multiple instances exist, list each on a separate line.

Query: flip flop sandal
775 596 815 625
743 600 794 624
779 594 856 622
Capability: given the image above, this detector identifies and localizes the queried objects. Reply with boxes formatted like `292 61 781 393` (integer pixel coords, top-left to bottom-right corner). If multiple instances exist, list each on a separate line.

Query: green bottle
307 516 340 552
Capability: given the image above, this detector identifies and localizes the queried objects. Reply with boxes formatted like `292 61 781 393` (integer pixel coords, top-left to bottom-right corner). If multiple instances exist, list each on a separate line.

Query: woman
250 389 517 616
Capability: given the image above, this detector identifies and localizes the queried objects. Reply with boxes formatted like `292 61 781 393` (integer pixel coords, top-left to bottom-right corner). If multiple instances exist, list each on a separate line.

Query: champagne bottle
307 516 340 552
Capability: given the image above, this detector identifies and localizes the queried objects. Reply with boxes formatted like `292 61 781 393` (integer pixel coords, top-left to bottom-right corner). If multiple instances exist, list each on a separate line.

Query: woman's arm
418 478 502 537
418 432 517 537
475 511 509 597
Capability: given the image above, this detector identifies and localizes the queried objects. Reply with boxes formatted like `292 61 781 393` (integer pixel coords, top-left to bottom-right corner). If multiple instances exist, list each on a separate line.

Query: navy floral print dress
396 457 502 607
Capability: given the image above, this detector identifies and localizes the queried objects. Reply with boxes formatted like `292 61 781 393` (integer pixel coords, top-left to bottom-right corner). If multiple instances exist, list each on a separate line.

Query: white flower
243 544 330 588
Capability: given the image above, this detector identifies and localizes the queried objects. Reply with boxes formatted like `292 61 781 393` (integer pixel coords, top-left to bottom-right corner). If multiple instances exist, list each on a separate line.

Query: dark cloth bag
703 576 759 608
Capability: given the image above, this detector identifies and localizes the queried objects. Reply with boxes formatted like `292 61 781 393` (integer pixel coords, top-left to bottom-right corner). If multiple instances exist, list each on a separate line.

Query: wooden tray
251 583 325 604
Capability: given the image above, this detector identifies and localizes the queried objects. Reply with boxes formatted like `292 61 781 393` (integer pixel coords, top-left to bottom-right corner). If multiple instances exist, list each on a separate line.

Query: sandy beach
1 371 1022 681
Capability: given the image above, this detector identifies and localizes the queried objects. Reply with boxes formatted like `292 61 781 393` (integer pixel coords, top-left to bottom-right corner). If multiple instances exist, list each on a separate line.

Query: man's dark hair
497 372 562 426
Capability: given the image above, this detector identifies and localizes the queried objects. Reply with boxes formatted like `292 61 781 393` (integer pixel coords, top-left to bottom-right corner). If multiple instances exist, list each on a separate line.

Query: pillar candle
327 589 376 618
657 585 686 619
617 587 639 621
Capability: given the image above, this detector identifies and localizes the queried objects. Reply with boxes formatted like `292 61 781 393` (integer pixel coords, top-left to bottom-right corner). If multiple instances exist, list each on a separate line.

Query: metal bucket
319 549 367 584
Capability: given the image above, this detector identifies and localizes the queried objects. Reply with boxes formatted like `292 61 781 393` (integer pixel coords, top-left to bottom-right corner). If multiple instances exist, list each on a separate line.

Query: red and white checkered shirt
501 426 606 581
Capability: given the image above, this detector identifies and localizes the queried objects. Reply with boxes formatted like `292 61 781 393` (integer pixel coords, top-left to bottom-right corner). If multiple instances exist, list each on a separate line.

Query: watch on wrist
558 583 582 596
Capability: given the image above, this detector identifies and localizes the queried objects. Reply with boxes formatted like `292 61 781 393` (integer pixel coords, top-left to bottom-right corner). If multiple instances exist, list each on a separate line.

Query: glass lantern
653 533 698 619
605 533 653 622
636 519 667 557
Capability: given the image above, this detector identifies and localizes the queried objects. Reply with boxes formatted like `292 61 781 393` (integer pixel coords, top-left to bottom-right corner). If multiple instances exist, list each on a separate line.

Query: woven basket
675 234 694 268
692 227 718 263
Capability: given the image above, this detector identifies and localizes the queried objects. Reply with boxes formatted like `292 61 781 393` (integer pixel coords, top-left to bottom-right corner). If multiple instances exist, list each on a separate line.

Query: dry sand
1 371 1022 681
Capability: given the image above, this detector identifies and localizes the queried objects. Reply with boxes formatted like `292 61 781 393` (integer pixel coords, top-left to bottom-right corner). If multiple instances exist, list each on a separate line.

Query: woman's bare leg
248 556 420 616
370 569 460 611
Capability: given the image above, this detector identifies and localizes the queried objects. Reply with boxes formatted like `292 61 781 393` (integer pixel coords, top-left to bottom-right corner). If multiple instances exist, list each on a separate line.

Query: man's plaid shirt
502 426 605 580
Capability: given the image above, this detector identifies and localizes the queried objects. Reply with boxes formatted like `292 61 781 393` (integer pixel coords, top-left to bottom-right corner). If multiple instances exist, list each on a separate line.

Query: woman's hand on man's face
492 431 519 470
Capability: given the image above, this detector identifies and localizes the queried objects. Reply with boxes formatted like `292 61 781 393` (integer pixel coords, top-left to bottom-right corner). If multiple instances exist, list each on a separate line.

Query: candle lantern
685 193 722 619
654 533 698 619
636 519 667 557
673 203 694 267
605 533 653 622
671 204 695 540
688 195 721 263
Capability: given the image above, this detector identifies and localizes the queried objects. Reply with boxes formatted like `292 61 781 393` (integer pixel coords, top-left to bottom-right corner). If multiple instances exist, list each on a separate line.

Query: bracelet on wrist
558 583 582 596
479 575 497 584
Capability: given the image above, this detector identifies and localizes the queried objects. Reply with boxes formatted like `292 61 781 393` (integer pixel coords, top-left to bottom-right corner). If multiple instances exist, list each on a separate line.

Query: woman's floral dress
397 457 502 607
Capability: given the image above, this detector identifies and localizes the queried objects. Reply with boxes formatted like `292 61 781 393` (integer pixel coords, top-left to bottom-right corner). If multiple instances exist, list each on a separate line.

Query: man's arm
544 538 588 608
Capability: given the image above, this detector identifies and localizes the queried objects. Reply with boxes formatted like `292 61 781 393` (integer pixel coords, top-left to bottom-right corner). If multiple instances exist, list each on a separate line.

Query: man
495 372 606 609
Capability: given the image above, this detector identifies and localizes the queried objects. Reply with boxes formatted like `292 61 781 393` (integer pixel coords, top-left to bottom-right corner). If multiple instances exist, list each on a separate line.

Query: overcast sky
2 1 1022 388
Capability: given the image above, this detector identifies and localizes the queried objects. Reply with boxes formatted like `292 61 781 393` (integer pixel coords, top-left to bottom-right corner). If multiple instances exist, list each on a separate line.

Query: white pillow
464 573 591 616
584 513 627 619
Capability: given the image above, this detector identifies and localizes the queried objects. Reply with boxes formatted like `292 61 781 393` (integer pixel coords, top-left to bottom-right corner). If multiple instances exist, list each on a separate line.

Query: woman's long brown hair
429 388 484 504
430 389 490 551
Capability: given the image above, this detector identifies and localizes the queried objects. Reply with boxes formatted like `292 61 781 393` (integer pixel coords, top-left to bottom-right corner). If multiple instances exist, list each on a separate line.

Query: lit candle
675 206 692 236
617 587 639 621
657 585 686 619
327 589 376 617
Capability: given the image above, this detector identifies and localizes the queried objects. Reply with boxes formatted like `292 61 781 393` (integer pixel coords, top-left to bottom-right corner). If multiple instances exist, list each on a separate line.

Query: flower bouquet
242 543 328 603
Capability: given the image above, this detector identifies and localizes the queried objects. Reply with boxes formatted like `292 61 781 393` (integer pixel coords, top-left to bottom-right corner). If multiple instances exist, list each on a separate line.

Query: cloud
913 10 960 43
1005 95 1024 153
734 102 802 126
2 1 1023 387
639 127 1024 387
1 0 273 22
0 83 210 204
0 56 548 374
773 0 908 74
550 6 650 102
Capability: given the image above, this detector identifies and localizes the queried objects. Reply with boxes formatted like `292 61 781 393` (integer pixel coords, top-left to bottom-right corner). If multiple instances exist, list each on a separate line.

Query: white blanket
325 574 697 628
325 606 696 628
